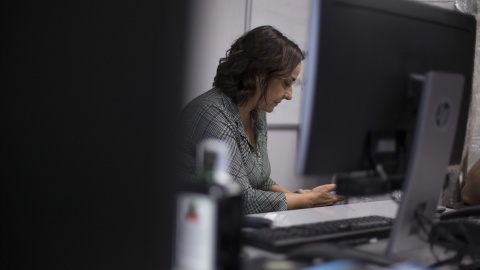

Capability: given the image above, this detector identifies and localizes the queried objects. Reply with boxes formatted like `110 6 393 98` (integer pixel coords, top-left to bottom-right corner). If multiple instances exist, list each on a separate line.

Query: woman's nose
284 89 293 100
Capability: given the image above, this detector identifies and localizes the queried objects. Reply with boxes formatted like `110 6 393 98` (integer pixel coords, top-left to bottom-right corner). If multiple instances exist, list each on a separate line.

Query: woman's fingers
322 183 337 192
309 184 346 206
312 183 337 192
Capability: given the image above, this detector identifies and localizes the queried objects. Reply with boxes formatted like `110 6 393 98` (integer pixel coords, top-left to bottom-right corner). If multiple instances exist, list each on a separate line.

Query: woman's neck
238 105 252 126
237 97 257 124
237 101 258 154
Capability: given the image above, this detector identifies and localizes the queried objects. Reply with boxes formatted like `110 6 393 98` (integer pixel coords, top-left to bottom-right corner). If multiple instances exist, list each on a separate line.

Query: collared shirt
179 88 287 214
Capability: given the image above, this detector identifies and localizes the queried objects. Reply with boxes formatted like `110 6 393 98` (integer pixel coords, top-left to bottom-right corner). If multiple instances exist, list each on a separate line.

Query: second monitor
297 0 476 191
297 0 476 256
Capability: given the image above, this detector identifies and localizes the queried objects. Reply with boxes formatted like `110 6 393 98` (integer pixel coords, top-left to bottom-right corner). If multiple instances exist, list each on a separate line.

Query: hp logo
435 100 451 129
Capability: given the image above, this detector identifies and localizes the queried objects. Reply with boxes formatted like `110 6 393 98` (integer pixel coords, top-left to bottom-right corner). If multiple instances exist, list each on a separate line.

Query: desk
243 199 459 269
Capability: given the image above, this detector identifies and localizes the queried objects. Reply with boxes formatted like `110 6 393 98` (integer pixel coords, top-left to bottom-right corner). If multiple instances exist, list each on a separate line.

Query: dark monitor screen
297 0 476 181
297 0 476 256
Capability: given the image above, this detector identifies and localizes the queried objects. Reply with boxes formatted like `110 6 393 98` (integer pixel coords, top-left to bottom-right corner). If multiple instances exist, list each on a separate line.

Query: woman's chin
264 107 275 113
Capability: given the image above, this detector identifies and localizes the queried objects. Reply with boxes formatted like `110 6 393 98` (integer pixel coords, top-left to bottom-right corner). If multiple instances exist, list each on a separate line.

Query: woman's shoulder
181 88 239 123
183 88 233 109
183 88 220 106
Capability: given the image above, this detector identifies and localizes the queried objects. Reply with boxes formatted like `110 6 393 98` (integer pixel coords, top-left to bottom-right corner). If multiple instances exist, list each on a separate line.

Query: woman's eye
283 81 291 88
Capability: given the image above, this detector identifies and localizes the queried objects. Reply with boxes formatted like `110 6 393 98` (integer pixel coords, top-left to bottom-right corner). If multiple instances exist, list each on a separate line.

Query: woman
179 26 345 214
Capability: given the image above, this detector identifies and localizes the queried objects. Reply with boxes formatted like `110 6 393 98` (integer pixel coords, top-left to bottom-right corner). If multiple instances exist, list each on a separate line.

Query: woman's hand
282 183 345 210
307 184 345 207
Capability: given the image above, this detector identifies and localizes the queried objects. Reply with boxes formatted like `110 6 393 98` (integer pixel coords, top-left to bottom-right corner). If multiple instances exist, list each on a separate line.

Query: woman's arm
269 185 311 194
269 184 294 194
462 159 480 205
269 184 345 210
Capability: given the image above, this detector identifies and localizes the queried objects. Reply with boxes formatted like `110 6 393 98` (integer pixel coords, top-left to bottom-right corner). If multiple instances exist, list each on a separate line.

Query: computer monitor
297 0 476 256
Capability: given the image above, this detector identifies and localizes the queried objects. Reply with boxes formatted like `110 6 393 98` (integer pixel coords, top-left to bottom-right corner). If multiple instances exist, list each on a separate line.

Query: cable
428 241 442 263
413 207 432 242
428 218 480 268
429 253 462 268
413 208 466 268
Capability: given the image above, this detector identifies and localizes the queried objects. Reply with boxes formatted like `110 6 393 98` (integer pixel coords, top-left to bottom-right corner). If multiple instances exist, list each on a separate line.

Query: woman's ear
255 75 267 89
255 75 261 85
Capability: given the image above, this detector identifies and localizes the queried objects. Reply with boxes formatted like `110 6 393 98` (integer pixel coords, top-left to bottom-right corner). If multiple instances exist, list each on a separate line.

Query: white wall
267 129 332 191
182 0 246 107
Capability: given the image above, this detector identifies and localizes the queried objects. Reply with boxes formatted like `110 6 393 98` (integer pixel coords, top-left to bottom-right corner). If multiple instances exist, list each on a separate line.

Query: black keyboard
242 215 393 252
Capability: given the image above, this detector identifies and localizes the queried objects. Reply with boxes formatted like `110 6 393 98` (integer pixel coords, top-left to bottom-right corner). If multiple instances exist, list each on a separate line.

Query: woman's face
256 63 302 113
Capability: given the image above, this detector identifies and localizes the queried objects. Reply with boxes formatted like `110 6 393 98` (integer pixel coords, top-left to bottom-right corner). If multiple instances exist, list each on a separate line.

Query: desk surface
248 199 399 227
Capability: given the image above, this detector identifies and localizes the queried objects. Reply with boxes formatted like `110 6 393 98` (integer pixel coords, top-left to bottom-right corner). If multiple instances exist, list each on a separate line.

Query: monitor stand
385 71 464 257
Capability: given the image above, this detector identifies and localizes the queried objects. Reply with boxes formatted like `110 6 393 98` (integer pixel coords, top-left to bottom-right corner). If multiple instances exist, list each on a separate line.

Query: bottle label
174 192 217 270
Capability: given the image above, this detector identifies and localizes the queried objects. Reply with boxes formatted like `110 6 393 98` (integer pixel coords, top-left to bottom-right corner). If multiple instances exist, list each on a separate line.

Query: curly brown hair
213 25 305 106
